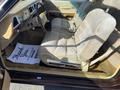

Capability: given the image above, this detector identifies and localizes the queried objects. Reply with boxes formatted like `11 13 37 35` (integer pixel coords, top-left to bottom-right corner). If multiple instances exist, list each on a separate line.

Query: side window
71 0 89 19
44 0 89 17
44 0 76 11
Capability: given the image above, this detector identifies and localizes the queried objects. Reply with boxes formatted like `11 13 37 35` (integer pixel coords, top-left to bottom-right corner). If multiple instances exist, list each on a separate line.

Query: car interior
0 0 120 79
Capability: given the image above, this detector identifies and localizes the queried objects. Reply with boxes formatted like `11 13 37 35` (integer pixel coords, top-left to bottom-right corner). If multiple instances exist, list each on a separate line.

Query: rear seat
39 9 116 71
52 13 82 33
51 0 92 33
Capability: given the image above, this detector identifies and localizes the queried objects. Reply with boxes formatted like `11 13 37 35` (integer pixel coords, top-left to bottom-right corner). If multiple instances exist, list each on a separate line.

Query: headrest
84 8 116 32
103 0 120 10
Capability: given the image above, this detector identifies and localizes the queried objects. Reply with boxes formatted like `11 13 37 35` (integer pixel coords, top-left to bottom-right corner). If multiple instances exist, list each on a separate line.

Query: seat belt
90 29 120 66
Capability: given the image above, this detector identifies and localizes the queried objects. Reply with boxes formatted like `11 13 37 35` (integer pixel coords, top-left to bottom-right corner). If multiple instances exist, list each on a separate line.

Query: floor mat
7 43 40 65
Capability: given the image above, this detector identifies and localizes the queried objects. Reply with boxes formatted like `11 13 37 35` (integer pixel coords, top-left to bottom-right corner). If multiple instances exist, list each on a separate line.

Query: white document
7 43 40 64
10 83 44 90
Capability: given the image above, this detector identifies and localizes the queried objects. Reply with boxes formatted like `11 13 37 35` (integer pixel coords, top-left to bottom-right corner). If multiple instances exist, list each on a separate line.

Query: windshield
0 0 18 21
0 0 8 10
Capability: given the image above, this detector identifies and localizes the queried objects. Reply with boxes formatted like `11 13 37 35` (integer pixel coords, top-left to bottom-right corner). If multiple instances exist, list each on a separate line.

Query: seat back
75 9 116 62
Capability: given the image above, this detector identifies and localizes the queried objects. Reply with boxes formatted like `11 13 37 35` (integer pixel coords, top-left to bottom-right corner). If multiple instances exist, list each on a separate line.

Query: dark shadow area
108 8 120 30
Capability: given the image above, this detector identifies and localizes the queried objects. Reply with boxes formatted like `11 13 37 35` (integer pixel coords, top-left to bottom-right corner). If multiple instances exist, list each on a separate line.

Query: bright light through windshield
0 0 8 10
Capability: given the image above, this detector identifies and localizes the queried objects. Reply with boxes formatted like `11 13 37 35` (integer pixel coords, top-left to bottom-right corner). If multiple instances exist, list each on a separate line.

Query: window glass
70 0 88 19
0 0 8 10
0 0 18 21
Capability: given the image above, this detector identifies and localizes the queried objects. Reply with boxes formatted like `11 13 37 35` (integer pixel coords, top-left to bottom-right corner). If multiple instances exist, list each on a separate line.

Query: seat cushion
39 30 79 66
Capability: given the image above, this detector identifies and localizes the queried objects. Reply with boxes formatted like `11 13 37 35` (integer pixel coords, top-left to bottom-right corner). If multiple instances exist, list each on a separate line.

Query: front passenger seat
39 9 116 71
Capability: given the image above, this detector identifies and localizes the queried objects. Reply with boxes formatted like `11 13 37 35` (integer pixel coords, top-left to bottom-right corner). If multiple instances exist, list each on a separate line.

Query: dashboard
12 1 44 30
0 0 45 50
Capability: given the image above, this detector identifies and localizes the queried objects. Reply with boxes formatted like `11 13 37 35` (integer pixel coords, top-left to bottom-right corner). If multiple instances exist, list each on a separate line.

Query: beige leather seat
39 9 116 71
